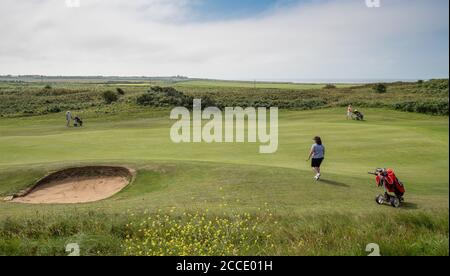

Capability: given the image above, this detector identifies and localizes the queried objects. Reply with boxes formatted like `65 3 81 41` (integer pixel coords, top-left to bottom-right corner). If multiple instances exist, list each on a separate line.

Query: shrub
324 84 336 89
137 86 195 109
288 99 328 110
393 100 449 115
149 86 184 97
102 91 119 104
373 83 387 94
200 95 216 108
46 106 62 113
116 88 125 95
44 84 52 90
422 79 449 94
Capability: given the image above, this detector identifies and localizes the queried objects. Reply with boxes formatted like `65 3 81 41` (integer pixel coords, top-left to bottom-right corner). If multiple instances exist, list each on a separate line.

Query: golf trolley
375 190 402 208
352 110 364 121
369 169 405 208
74 116 83 127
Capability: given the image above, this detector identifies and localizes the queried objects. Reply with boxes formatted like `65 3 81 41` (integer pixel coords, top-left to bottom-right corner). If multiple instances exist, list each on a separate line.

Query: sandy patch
11 166 133 204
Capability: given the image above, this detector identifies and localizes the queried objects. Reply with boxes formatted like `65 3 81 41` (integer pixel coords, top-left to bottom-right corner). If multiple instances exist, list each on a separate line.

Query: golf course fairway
0 108 448 256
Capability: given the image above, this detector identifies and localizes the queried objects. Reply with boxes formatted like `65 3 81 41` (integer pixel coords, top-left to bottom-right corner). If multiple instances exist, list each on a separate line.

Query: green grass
0 108 448 255
1 80 447 117
1 210 447 256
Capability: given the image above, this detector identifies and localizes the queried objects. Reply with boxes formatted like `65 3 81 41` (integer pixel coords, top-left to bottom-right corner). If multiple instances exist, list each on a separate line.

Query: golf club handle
368 172 377 175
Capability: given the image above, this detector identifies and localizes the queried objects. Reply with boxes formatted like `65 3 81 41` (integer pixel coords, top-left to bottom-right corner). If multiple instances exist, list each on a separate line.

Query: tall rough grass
0 209 447 256
123 210 272 256
1 79 448 117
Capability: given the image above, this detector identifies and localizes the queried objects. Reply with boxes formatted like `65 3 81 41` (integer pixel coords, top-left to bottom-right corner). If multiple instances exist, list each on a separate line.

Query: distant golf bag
353 110 364 121
74 116 83 127
370 168 405 208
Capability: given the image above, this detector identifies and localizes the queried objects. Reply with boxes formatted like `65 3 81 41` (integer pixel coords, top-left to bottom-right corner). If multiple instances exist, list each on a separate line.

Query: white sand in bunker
13 176 128 204
12 166 133 204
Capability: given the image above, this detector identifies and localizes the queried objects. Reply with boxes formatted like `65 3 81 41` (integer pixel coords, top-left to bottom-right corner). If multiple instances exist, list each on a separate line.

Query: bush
324 84 336 89
422 79 449 93
373 83 387 94
102 91 119 104
116 88 125 95
288 99 328 110
44 84 52 90
137 86 195 109
200 95 216 108
149 86 184 97
46 106 62 113
393 100 449 116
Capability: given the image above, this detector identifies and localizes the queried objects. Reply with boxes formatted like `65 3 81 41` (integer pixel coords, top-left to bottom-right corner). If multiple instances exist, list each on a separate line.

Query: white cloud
0 0 448 80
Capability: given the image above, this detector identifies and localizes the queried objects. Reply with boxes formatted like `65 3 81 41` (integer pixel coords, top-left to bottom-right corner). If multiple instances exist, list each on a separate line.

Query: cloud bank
0 0 448 80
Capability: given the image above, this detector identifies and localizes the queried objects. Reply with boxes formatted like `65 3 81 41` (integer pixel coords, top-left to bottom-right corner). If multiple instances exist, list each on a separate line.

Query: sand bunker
12 166 133 204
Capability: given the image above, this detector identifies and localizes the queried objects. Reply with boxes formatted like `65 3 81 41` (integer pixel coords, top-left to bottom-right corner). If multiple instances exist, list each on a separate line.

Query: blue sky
0 0 448 80
191 0 300 21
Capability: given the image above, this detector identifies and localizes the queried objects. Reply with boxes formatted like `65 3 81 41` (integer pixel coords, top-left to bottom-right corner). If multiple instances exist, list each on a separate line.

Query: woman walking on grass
307 136 325 181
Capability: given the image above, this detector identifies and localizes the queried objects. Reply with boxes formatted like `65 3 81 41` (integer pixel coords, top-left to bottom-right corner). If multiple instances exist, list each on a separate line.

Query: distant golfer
347 104 353 120
307 136 325 181
66 111 72 127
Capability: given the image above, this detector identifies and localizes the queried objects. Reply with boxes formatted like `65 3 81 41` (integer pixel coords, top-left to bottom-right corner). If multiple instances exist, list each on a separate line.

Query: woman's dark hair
314 136 322 145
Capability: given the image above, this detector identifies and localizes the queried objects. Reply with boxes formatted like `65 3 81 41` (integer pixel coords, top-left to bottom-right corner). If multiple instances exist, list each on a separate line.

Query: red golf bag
375 168 405 198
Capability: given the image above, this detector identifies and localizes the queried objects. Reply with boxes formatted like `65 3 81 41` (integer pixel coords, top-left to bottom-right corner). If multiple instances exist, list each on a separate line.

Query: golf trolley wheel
390 197 401 208
375 194 384 205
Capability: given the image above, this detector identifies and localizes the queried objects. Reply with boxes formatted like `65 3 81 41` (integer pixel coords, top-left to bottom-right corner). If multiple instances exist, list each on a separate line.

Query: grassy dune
174 80 357 90
0 108 448 255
